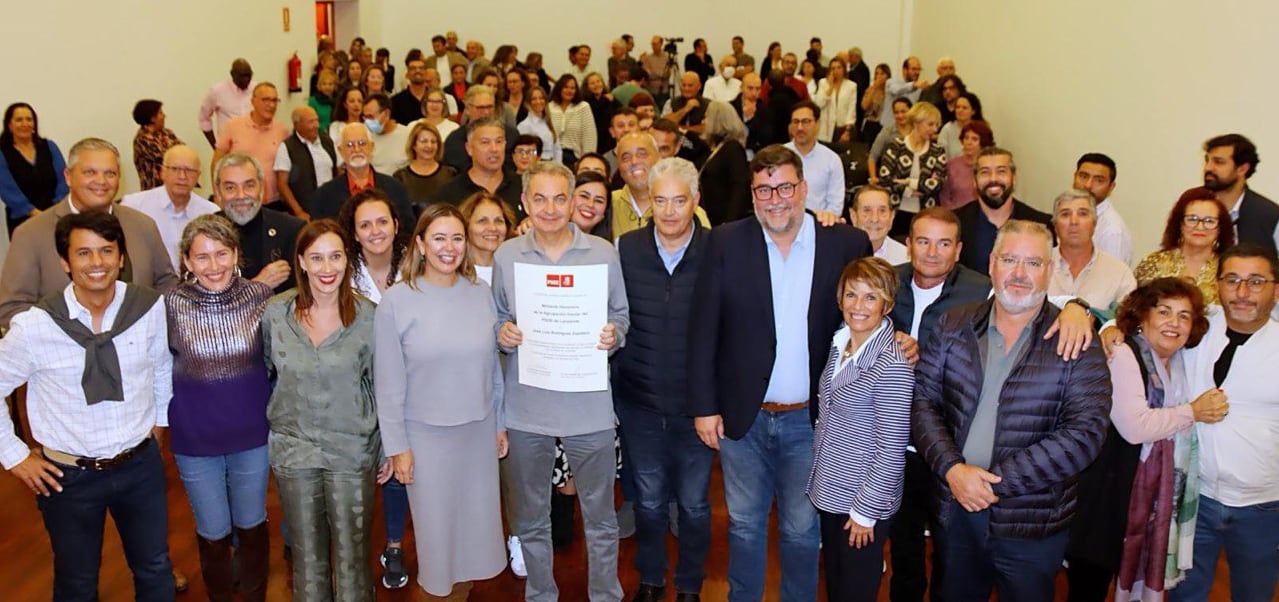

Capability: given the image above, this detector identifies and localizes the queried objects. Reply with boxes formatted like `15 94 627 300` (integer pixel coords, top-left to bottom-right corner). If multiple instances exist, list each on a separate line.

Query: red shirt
346 169 376 197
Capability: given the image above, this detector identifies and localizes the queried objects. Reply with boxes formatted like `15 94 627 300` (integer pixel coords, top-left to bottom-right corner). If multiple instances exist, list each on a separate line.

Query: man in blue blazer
688 144 871 602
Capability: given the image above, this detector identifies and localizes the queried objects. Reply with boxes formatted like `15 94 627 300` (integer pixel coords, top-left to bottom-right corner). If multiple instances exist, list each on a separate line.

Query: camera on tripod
663 37 684 55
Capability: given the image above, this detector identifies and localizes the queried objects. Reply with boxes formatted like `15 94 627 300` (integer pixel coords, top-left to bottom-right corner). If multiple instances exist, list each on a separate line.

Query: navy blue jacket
688 215 871 440
911 299 1112 539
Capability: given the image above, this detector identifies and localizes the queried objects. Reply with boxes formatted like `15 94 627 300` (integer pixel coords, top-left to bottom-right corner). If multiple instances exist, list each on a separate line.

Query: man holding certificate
492 161 630 602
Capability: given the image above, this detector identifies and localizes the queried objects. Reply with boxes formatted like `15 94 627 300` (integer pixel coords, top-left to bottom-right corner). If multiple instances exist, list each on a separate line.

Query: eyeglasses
342 140 370 149
258 97 280 104
163 165 199 177
1219 275 1276 292
1183 214 1220 229
514 148 539 157
752 181 799 200
790 118 816 126
994 254 1045 270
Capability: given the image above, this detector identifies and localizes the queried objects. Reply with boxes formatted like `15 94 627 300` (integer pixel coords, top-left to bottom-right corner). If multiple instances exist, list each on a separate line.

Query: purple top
165 277 273 456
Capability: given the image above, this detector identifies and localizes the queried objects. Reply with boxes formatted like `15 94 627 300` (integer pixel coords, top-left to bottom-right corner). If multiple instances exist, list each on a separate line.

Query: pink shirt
1109 341 1195 445
198 79 256 136
215 115 289 202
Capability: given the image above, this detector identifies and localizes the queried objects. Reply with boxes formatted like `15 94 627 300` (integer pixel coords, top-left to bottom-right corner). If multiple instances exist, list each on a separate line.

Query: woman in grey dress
375 204 507 600
262 218 387 602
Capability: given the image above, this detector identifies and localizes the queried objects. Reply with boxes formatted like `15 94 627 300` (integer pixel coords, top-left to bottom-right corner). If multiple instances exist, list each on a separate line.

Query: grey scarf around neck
34 284 161 405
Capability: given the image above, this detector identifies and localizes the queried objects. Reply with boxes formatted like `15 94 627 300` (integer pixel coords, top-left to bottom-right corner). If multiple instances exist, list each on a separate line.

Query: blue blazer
687 214 871 440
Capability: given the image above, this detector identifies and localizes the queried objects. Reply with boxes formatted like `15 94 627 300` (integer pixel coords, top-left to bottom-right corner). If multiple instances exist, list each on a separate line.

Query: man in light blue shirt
121 145 218 270
783 101 845 214
881 56 927 124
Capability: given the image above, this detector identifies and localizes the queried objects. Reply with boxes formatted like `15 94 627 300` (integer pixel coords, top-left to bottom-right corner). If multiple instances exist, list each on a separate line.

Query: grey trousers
275 466 376 602
506 428 623 602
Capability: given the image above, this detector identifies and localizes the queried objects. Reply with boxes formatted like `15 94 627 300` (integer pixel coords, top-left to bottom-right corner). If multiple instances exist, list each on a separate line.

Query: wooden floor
0 440 1237 601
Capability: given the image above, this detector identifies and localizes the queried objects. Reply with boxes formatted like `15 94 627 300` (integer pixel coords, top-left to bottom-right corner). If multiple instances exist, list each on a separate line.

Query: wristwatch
1065 297 1091 312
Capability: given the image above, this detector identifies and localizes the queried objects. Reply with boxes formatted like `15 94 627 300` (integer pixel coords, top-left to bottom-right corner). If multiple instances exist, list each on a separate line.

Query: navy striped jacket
807 319 914 521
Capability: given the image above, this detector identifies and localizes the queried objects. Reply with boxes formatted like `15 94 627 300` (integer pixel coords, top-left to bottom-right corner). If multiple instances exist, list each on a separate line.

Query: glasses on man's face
1219 275 1276 293
790 118 815 126
164 165 199 177
1183 214 1220 229
342 140 370 149
514 148 539 157
752 181 799 200
995 254 1045 270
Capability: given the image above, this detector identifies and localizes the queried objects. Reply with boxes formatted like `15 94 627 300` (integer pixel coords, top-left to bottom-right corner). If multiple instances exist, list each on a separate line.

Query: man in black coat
955 147 1053 275
912 219 1111 602
214 153 304 294
309 123 415 230
688 144 870 601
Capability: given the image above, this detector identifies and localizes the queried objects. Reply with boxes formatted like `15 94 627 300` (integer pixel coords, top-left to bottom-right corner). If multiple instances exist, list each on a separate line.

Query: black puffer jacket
911 299 1112 539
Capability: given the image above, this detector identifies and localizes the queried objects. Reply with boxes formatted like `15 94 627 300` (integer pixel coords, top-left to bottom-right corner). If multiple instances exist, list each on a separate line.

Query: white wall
912 0 1279 255
372 0 910 83
3 0 317 195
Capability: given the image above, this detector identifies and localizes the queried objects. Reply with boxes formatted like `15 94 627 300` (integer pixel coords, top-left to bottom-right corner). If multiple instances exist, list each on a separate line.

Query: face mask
722 67 735 79
364 118 384 135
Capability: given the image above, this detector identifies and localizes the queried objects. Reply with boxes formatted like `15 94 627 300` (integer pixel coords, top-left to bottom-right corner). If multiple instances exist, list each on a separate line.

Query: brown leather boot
234 522 270 602
195 534 234 602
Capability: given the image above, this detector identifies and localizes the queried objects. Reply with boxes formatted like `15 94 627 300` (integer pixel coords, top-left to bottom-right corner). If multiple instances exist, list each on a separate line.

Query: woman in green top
309 70 339 134
263 218 389 601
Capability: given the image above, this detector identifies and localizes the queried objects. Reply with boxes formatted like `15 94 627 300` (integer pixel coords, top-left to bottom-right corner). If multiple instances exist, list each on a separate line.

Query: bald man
661 72 709 134
274 106 337 220
122 144 220 270
611 131 711 239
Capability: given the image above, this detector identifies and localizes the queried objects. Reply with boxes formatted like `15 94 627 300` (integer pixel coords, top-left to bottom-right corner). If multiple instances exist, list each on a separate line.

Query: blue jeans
718 408 819 602
932 501 1069 602
615 400 715 594
38 439 174 601
382 477 408 544
1170 495 1279 602
174 445 269 539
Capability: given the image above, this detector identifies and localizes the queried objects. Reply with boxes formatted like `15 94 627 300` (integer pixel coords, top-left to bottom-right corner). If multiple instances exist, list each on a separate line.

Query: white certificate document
513 263 609 392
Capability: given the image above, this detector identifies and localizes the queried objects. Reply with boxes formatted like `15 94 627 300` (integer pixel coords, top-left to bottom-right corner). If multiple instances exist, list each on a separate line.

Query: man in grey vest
273 106 336 221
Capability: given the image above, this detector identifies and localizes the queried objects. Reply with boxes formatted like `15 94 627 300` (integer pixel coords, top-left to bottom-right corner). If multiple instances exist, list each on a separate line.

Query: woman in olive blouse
262 218 388 601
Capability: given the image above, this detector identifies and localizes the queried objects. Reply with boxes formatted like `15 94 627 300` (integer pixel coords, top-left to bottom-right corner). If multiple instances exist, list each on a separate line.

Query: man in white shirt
1172 243 1279 602
198 58 255 148
273 106 337 221
702 55 742 103
1048 189 1136 316
783 101 844 214
0 210 174 599
361 93 410 175
850 185 908 265
429 34 464 81
121 144 219 271
1072 153 1132 264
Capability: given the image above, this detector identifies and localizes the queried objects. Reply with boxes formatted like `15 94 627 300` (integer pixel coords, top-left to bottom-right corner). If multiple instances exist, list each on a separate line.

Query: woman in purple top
164 214 274 602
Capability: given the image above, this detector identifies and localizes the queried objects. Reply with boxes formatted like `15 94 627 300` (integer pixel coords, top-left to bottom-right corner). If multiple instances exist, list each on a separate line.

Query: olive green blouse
262 289 381 471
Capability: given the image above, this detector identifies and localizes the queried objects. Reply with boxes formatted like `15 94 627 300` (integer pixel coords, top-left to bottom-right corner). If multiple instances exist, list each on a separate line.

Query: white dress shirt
197 78 256 136
874 237 909 266
1093 199 1134 265
120 186 220 271
1226 189 1279 254
0 282 171 469
784 140 845 214
1183 309 1279 507
273 132 336 189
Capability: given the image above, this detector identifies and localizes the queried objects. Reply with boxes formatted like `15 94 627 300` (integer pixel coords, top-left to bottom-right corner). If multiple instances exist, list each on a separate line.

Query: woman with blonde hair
394 120 458 210
877 101 948 235
375 204 507 600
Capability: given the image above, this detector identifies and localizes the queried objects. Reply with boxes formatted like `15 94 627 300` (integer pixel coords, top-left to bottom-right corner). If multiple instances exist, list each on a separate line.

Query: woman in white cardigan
813 57 859 143
547 73 597 167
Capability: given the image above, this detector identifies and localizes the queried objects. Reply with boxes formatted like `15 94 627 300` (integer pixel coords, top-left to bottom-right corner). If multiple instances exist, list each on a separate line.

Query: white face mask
722 66 735 79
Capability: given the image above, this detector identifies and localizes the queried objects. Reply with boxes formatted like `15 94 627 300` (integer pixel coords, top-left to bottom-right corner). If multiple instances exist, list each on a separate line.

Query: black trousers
819 509 891 602
888 450 932 602
1064 554 1115 602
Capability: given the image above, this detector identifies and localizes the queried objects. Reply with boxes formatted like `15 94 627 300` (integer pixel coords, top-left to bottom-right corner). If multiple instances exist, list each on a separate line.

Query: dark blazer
1235 186 1279 255
309 172 417 227
911 299 1112 539
688 215 872 440
848 61 871 124
730 96 773 154
441 122 521 173
0 199 178 327
954 199 1053 276
221 207 303 295
697 139 752 226
889 263 991 348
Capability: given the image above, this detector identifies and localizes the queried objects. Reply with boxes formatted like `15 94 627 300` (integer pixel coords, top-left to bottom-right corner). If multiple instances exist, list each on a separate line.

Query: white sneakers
508 535 527 578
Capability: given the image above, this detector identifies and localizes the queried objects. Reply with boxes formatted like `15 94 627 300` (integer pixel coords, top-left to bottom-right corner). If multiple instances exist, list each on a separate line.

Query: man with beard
955 147 1053 276
213 153 302 295
0 138 177 327
881 56 928 126
390 59 432 125
689 145 870 601
309 123 414 226
611 132 710 240
913 219 1111 602
761 52 810 104
1202 134 1279 255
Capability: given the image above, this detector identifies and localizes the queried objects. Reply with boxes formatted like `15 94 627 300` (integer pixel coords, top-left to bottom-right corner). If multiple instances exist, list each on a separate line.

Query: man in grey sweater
492 161 630 602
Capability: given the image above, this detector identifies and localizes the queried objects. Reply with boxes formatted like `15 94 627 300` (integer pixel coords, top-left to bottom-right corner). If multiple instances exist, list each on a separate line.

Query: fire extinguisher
287 52 302 93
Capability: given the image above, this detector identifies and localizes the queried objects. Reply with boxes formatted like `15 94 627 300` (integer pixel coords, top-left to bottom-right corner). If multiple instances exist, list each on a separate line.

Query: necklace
841 340 855 362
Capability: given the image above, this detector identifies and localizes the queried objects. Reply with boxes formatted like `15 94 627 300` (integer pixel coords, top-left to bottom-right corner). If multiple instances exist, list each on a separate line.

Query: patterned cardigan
877 137 948 209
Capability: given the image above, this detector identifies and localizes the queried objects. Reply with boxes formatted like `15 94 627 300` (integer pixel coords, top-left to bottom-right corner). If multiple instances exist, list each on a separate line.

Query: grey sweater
491 224 630 437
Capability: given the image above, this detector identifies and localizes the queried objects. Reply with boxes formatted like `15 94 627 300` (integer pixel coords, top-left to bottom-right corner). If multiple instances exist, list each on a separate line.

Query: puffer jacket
911 299 1112 539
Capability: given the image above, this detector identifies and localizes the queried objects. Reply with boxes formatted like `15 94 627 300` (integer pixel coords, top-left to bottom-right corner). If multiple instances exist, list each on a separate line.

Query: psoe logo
546 274 575 288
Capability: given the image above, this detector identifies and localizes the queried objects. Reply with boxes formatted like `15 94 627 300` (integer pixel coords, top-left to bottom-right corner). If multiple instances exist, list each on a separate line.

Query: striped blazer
807 319 914 523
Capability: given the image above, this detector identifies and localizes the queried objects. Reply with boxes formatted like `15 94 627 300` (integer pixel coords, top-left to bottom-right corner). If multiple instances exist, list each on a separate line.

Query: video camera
663 37 684 55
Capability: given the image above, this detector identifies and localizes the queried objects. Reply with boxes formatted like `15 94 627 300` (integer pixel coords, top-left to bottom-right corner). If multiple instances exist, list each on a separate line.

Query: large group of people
0 27 1275 602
